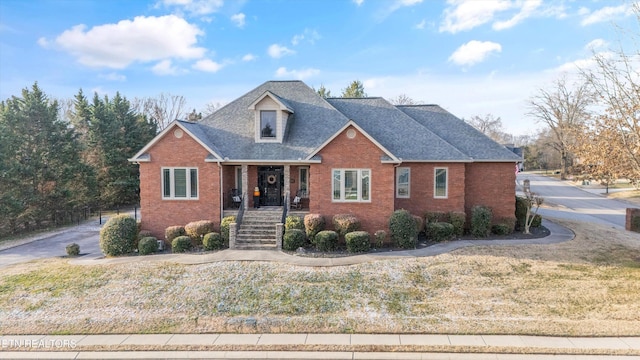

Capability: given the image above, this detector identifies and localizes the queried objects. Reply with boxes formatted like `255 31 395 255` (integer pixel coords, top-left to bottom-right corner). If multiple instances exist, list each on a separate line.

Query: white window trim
434 167 448 199
162 167 199 200
299 167 309 197
396 167 410 198
332 168 371 203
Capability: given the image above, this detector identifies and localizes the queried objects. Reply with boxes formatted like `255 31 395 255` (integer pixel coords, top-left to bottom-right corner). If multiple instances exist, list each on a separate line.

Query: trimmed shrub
374 230 387 248
449 211 466 236
138 230 153 240
100 215 137 257
515 196 528 230
425 211 448 224
172 235 192 253
333 214 360 238
283 229 306 251
185 220 216 245
165 226 185 244
425 222 454 242
492 217 516 235
220 216 236 244
470 206 492 238
285 215 305 231
314 230 338 252
345 231 370 253
389 209 418 249
203 232 224 251
413 215 425 234
66 243 80 257
139 236 158 255
531 214 542 228
304 214 325 243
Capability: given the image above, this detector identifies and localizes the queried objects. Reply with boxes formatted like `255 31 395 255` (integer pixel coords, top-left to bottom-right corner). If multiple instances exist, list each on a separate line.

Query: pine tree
341 80 367 98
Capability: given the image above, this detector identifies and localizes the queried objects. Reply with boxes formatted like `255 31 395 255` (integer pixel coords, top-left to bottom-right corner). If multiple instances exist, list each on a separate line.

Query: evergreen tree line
0 83 156 236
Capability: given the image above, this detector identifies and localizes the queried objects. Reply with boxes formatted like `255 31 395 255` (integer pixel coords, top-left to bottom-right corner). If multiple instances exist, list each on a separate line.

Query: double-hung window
434 167 447 198
162 168 198 199
396 167 410 198
332 169 370 202
260 110 276 138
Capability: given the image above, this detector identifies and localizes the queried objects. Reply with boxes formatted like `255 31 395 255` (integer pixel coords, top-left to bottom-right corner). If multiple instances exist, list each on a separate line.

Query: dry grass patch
608 190 640 205
0 220 639 336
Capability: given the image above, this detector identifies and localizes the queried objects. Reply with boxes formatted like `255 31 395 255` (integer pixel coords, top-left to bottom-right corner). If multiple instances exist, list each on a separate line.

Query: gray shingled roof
197 80 349 160
397 105 522 161
147 81 519 163
326 97 470 161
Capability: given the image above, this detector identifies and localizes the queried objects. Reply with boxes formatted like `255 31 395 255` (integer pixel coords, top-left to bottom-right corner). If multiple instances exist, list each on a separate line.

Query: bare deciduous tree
466 114 510 143
132 93 186 131
576 5 640 186
202 101 225 117
389 94 417 105
527 76 594 180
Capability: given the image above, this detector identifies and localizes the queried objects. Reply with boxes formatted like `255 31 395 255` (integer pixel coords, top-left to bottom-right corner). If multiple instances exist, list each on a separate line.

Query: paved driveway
517 173 633 230
0 218 106 268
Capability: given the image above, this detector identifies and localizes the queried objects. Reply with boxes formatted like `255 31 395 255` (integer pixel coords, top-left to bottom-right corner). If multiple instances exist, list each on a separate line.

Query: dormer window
248 91 294 143
260 110 277 139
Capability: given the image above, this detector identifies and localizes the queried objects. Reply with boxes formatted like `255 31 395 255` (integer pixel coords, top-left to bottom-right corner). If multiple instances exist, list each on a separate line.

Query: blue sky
0 0 637 136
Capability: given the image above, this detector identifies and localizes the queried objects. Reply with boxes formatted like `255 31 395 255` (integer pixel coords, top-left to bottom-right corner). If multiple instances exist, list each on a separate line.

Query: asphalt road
517 173 632 230
0 217 110 268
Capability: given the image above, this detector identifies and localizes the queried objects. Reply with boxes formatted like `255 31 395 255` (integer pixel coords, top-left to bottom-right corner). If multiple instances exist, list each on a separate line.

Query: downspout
217 162 223 224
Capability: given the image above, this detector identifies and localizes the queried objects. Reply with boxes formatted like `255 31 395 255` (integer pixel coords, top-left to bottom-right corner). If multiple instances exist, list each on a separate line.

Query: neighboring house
130 80 521 244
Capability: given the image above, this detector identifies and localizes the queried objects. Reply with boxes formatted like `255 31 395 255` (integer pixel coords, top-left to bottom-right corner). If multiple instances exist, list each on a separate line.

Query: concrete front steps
235 208 283 250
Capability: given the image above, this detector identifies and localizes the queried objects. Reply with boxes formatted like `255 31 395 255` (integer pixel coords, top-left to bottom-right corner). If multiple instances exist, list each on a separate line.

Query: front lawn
1 219 639 336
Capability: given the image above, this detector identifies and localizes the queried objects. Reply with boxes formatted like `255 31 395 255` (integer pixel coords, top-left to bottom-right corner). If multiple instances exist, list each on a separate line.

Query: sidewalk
1 333 639 359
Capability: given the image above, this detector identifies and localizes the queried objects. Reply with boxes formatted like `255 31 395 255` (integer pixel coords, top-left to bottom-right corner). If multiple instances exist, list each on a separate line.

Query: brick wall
626 208 640 232
139 125 221 239
394 163 466 217
310 126 395 233
464 162 516 223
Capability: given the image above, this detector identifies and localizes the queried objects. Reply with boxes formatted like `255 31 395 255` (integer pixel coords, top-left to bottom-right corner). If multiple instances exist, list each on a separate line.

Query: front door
258 166 283 206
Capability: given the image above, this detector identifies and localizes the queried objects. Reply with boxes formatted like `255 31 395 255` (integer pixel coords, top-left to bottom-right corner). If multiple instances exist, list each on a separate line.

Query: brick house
130 80 521 247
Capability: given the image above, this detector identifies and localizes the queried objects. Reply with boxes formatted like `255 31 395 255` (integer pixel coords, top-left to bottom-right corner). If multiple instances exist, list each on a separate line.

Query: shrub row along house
130 80 521 248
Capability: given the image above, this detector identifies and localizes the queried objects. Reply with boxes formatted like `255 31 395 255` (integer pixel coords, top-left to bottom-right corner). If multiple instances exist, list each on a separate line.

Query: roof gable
128 120 224 163
248 90 294 113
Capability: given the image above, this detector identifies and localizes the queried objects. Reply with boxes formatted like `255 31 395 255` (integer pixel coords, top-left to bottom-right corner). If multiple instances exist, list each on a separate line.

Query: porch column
284 165 291 198
241 164 248 210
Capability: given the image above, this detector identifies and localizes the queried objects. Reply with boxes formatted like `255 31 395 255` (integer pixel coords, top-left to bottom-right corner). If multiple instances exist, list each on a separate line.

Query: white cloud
231 13 246 28
275 67 320 80
585 39 608 51
99 72 126 81
440 0 511 33
492 0 541 30
156 0 224 16
449 40 502 66
291 29 321 46
152 59 181 75
353 0 364 6
268 44 295 58
242 53 256 62
580 4 634 26
37 37 49 47
50 15 205 69
192 59 224 73
415 19 426 29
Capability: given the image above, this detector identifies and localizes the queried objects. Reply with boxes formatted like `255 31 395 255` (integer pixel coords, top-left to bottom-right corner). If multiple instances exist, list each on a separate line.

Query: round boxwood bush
185 220 216 245
283 229 306 251
389 209 418 249
138 236 158 255
314 230 338 252
470 206 492 238
332 214 360 238
172 235 192 253
425 222 454 242
203 232 224 251
304 214 325 243
100 214 138 257
285 215 305 231
345 231 370 253
66 243 80 257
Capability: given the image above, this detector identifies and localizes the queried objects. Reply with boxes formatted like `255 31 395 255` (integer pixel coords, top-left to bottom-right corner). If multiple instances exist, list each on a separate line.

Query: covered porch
221 164 311 211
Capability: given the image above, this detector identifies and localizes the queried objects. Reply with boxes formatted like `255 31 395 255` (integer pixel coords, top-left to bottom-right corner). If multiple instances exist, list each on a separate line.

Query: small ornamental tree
523 191 544 234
